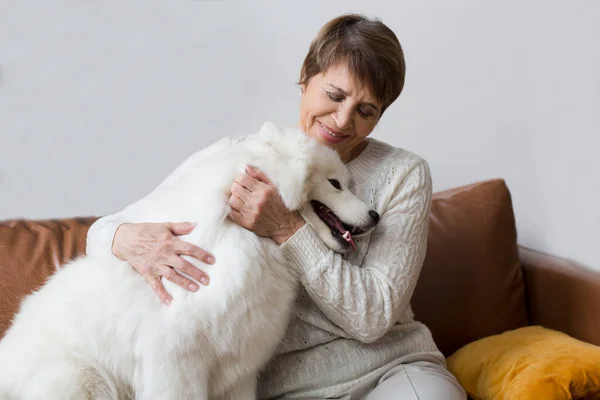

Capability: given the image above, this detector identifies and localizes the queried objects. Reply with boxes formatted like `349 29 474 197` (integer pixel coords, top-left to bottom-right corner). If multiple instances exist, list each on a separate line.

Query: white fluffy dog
0 122 379 400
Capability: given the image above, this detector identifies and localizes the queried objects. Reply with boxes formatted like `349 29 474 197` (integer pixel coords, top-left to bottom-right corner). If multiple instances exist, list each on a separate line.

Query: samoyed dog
0 122 379 400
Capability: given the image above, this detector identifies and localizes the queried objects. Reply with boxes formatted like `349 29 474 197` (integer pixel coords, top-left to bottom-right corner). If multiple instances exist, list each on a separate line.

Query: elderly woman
86 14 466 400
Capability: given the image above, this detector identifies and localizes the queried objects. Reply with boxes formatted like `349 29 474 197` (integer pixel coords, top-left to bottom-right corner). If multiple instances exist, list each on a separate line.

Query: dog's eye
328 179 342 190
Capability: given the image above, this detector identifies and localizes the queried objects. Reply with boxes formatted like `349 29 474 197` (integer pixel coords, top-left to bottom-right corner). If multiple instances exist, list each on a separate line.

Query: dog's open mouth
310 200 365 251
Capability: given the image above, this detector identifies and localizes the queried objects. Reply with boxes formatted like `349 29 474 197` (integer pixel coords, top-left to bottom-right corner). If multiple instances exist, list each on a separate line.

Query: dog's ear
256 121 311 209
258 121 280 137
276 156 310 211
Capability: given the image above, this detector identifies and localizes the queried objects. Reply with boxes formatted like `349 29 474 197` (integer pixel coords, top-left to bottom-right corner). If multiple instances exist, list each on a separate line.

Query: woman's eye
326 92 344 102
328 179 342 190
358 107 373 118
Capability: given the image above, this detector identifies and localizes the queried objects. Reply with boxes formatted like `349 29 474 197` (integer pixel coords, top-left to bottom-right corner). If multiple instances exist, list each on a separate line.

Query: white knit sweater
86 137 444 399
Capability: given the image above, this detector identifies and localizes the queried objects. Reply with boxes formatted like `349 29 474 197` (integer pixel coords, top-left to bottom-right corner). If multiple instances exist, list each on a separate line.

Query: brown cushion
0 217 98 338
412 179 529 357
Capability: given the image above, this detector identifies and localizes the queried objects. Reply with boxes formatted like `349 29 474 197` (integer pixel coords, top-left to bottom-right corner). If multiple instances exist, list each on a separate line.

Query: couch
2 178 599 397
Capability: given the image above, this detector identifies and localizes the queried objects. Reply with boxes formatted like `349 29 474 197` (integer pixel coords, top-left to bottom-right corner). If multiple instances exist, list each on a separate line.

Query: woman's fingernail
201 277 210 286
165 298 172 305
207 256 215 264
189 283 199 291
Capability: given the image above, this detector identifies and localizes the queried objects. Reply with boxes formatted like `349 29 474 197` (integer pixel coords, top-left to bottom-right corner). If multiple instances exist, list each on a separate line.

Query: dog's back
0 132 300 399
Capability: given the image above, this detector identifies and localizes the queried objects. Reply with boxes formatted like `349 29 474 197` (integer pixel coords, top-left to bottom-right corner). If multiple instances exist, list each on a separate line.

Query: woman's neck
340 140 369 163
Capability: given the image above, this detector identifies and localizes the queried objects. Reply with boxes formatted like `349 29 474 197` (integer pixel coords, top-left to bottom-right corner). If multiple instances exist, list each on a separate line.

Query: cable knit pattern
85 137 445 399
281 156 431 343
258 138 444 399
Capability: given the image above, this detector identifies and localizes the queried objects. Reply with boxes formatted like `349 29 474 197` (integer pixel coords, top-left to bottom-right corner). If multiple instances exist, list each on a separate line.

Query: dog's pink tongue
342 231 356 251
332 215 356 251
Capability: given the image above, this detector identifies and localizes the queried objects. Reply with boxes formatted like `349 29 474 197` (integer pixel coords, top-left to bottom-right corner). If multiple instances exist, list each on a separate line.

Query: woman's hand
112 222 215 305
228 165 305 245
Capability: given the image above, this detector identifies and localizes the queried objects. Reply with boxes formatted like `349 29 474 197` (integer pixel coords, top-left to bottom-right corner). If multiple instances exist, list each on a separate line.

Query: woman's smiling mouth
317 122 349 144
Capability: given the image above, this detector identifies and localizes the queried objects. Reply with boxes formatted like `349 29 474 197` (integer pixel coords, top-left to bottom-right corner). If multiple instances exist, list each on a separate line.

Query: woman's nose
333 108 353 130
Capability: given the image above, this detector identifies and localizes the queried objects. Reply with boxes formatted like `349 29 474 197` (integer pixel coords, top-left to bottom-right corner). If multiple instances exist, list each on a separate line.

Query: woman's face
299 63 383 162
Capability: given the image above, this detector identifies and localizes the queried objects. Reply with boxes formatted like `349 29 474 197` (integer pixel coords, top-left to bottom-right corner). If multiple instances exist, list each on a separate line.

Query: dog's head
252 122 379 253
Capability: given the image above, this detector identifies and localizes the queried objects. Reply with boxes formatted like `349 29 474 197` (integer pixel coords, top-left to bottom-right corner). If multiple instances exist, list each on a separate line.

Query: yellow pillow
447 326 600 400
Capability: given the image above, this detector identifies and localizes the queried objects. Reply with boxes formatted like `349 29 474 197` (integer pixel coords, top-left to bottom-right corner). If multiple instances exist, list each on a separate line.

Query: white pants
362 360 467 400
299 358 467 400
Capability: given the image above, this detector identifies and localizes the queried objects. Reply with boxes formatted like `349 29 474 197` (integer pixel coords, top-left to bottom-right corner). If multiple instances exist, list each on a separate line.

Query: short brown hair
299 14 406 114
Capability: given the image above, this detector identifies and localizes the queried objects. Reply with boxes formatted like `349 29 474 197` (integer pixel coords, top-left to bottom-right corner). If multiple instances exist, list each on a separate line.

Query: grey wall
1 1 599 269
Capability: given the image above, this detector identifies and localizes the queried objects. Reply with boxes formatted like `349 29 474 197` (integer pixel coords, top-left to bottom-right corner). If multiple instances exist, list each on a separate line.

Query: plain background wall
1 1 599 270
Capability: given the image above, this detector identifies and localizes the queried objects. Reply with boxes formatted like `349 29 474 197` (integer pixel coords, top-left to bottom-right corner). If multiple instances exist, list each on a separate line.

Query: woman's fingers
245 165 272 184
114 222 218 306
144 273 172 305
158 265 200 292
165 221 196 236
233 172 258 192
167 222 216 266
230 181 250 199
169 256 210 287
228 193 245 211
175 240 215 265
228 208 244 226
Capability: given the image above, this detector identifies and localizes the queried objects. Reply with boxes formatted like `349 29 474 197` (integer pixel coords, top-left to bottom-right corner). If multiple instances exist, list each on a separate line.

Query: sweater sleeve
85 136 234 260
281 160 432 343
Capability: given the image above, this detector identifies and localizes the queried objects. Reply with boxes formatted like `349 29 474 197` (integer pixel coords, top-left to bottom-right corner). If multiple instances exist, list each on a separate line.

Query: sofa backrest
0 179 530 355
412 179 529 356
0 217 97 337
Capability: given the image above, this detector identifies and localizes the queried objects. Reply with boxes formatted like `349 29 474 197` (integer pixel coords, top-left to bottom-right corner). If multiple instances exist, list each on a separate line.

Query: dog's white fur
0 122 377 400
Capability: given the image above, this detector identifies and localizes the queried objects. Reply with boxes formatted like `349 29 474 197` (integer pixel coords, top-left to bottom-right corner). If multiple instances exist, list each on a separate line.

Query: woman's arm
281 161 432 343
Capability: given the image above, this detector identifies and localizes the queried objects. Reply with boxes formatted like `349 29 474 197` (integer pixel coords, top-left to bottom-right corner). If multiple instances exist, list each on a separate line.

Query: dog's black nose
369 210 380 224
